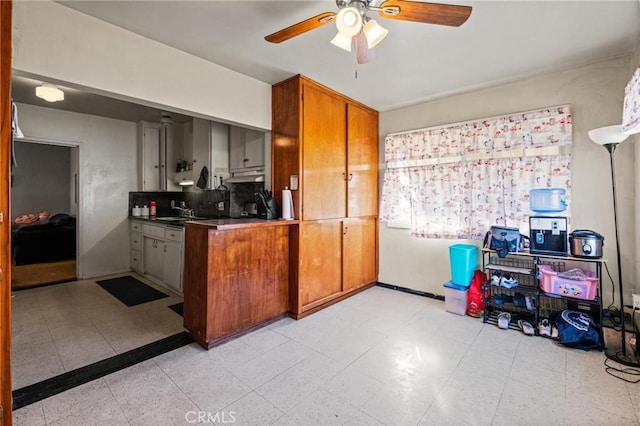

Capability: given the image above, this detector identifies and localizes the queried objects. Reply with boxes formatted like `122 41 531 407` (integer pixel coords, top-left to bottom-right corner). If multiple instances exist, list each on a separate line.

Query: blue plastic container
529 188 566 213
449 244 478 287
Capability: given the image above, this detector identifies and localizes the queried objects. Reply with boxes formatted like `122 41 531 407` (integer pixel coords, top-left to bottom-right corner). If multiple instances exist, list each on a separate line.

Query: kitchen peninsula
183 218 298 348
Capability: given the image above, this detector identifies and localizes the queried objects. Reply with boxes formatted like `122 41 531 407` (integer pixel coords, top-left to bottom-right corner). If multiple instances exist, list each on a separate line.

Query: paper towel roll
282 189 294 220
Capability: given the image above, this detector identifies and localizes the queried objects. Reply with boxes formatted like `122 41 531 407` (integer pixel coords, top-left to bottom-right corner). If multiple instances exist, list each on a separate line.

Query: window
380 105 572 239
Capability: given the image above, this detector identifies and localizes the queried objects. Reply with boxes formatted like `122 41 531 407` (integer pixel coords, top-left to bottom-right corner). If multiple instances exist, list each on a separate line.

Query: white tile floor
11 273 184 389
12 285 640 425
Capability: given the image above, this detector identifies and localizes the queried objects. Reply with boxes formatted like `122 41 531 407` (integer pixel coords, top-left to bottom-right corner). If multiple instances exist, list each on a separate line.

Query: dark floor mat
96 276 168 307
168 302 183 317
13 332 194 410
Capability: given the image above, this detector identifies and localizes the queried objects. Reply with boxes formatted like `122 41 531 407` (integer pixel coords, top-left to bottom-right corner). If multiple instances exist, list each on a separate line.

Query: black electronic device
529 216 568 256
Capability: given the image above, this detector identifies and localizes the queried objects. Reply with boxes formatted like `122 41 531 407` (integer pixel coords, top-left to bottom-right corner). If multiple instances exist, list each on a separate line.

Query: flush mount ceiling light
265 0 472 64
35 83 64 102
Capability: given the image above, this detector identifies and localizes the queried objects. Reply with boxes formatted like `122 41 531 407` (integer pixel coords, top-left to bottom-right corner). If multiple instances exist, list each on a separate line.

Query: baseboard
376 281 445 301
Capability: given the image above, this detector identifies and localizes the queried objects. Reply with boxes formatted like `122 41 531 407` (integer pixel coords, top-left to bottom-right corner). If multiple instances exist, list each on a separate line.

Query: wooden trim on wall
1 0 13 424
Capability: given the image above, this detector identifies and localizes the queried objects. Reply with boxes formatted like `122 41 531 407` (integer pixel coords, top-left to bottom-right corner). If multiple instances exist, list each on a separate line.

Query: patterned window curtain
380 105 572 239
623 67 640 135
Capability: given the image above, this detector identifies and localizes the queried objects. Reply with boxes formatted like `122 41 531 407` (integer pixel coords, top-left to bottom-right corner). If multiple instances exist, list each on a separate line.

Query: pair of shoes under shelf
538 319 559 339
501 275 518 288
490 272 518 288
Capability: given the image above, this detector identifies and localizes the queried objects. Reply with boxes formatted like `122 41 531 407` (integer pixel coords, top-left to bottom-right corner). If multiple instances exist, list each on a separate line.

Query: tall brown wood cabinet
272 75 379 318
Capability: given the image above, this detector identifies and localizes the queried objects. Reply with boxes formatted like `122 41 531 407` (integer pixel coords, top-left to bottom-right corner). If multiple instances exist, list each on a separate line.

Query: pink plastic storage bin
538 265 598 300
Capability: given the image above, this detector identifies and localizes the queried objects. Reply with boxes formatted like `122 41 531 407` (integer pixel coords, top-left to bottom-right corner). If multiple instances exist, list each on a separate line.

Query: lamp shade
363 19 388 48
588 125 630 145
336 7 362 37
35 83 64 102
331 32 353 52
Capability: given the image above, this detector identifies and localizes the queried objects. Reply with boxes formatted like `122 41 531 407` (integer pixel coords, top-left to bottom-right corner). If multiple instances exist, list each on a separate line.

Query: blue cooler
443 281 469 316
449 244 478 287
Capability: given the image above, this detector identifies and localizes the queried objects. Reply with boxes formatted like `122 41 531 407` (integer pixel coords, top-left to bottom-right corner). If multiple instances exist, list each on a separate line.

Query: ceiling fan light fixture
363 19 388 48
331 32 353 52
336 7 362 37
35 83 64 102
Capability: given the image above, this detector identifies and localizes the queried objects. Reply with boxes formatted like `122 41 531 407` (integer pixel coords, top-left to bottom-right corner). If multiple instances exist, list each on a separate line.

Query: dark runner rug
96 276 168 307
13 332 194 409
168 302 184 317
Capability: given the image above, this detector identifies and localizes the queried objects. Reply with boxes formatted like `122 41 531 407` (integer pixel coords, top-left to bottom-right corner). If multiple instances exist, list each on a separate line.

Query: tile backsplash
129 182 265 218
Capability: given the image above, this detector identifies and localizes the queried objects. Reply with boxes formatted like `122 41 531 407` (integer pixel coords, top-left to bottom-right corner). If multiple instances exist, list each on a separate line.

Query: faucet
172 201 195 217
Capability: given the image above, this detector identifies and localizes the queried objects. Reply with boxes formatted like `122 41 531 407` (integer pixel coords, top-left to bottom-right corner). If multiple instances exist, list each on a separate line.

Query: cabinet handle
344 226 348 235
164 245 167 253
342 172 346 181
154 165 159 169
133 239 137 244
348 173 353 181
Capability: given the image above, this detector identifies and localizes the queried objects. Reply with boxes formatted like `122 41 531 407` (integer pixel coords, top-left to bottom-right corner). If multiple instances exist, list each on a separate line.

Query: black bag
483 226 525 258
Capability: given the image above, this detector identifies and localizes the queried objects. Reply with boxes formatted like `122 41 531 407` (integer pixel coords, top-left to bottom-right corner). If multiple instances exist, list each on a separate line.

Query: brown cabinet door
347 103 378 218
299 221 342 307
302 83 347 221
342 218 377 292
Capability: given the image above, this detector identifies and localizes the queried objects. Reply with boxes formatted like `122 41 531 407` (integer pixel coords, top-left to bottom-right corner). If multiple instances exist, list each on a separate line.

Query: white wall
379 55 636 306
15 103 137 279
12 1 271 130
11 141 71 218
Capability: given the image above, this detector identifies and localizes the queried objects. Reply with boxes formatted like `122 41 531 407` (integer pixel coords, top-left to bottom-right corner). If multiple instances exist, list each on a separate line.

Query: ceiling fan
265 0 472 63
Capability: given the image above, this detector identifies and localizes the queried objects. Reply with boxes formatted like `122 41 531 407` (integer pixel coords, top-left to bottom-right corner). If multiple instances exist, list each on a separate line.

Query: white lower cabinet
133 221 184 294
163 241 183 292
130 222 143 273
143 236 165 281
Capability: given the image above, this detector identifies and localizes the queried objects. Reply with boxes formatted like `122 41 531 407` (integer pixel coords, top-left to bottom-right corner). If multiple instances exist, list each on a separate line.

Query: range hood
225 170 265 183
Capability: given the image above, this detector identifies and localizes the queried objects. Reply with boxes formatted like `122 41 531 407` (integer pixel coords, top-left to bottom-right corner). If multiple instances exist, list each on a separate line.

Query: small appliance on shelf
528 188 568 256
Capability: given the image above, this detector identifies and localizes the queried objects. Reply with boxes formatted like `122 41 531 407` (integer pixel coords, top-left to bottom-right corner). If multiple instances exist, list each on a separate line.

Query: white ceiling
12 0 640 121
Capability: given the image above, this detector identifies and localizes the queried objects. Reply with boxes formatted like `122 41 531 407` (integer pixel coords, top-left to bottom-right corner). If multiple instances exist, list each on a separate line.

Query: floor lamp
588 124 639 366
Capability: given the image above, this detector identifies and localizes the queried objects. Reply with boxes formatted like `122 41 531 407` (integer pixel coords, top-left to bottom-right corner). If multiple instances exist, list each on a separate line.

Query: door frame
12 138 84 279
1 1 13 424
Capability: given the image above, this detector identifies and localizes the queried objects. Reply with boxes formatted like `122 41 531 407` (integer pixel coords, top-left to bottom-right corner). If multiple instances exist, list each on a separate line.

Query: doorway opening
10 140 79 289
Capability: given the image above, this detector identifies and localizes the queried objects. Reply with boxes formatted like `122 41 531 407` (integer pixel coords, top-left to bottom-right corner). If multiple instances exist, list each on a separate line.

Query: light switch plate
632 293 640 310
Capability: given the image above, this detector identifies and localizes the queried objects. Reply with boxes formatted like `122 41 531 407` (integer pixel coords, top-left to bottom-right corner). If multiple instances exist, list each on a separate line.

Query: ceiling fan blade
265 12 337 43
378 1 472 27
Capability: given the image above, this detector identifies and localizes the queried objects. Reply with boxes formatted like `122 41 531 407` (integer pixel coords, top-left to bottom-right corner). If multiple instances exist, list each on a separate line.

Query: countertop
129 216 298 228
185 218 299 230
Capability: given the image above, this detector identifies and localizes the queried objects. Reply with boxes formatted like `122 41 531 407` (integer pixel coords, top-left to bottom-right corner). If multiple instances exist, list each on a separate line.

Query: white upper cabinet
229 126 265 172
181 118 229 189
138 121 161 191
138 120 181 191
210 121 230 186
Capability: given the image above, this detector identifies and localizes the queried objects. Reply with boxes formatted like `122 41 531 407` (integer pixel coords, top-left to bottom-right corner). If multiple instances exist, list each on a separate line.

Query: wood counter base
288 281 375 320
183 220 297 349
